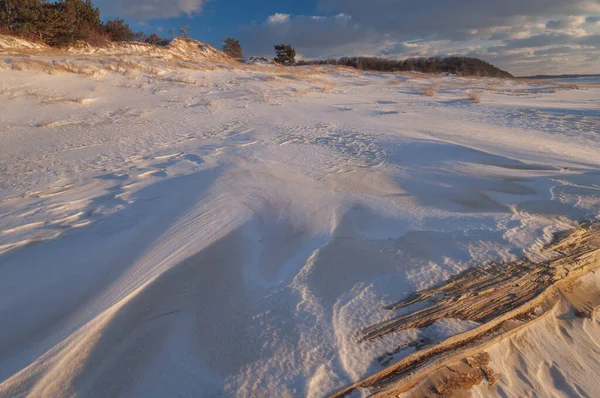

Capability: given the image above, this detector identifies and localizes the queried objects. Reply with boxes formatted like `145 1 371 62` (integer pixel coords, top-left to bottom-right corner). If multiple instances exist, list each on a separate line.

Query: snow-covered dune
0 35 232 63
0 49 599 397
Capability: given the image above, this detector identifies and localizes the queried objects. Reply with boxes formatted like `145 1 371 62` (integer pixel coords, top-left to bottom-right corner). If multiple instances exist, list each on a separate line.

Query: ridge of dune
0 35 233 63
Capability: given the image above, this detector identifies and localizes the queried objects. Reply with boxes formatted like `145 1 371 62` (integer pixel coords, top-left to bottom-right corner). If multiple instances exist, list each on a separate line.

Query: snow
66 38 233 63
246 56 277 65
0 36 48 53
0 46 599 398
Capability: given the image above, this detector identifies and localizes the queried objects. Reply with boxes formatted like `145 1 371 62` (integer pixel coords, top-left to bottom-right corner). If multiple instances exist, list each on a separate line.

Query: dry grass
10 59 108 77
37 120 61 128
165 74 199 85
421 85 436 97
10 62 25 71
5 87 97 105
255 69 337 93
558 82 580 90
467 90 481 103
4 58 151 78
147 67 165 76
514 78 553 87
259 74 279 82
73 96 95 104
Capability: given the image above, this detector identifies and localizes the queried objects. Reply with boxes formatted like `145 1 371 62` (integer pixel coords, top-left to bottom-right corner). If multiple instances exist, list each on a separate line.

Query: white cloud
546 16 587 30
243 13 390 58
318 0 600 39
96 0 206 19
239 0 600 75
267 13 291 24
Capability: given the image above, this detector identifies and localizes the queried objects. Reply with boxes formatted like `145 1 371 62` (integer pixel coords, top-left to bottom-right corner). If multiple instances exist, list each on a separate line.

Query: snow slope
0 49 599 397
0 35 232 63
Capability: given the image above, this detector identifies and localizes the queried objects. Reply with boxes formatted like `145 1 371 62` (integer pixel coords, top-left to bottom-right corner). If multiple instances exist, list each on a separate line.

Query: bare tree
179 24 189 38
169 28 176 39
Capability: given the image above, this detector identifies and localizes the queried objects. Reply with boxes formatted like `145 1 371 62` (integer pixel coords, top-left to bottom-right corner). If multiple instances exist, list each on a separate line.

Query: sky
94 0 600 76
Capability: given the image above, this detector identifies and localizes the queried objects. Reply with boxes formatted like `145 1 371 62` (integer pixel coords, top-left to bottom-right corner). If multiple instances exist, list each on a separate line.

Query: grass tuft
422 85 436 97
467 90 481 103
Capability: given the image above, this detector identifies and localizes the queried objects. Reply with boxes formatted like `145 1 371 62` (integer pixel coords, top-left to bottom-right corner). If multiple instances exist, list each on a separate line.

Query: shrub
144 33 169 46
84 25 109 46
103 18 134 42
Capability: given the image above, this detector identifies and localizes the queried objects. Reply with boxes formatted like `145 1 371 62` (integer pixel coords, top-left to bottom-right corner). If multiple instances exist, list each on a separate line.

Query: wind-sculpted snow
273 126 387 166
0 52 599 398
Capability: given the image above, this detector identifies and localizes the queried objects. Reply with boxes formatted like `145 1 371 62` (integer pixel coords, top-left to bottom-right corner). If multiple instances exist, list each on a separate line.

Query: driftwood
330 222 600 398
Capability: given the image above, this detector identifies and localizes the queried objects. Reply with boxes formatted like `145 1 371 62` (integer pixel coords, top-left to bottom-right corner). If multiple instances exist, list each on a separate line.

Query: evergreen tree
274 44 295 65
0 0 43 37
222 37 242 59
43 0 102 46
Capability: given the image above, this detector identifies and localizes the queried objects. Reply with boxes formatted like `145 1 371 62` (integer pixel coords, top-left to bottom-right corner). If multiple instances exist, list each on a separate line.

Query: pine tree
222 37 242 59
45 0 103 46
0 0 43 37
274 44 296 65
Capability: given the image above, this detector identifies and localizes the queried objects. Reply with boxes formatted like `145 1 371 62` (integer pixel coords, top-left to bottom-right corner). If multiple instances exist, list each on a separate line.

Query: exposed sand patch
330 222 600 397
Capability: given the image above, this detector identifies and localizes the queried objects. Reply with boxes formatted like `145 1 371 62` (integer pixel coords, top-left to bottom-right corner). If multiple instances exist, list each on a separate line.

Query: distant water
548 76 600 84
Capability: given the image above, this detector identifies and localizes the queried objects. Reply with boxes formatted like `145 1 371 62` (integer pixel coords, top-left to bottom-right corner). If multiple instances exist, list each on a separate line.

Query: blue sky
95 0 600 75
98 0 319 46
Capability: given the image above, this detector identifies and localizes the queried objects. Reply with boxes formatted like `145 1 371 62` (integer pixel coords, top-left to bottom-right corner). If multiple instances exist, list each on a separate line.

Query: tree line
221 41 508 79
0 0 300 66
0 0 178 46
297 56 513 78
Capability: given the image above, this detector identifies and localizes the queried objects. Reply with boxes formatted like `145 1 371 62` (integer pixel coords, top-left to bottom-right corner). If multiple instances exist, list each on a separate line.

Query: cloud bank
96 0 206 19
241 0 600 75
